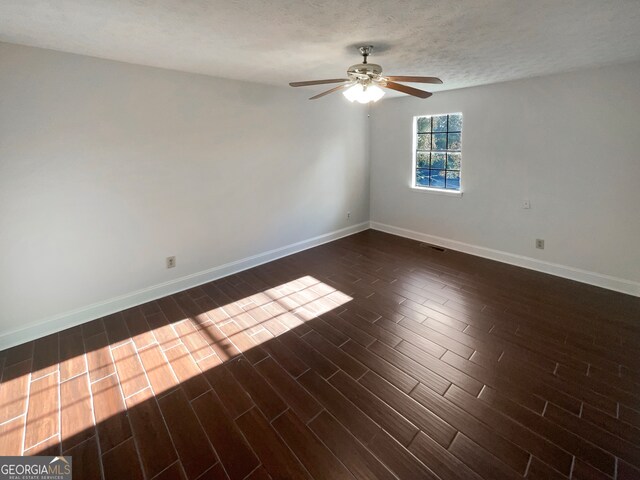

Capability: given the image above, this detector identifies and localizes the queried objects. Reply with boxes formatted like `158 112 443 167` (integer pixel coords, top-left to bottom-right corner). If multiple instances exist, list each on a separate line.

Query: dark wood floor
0 230 639 480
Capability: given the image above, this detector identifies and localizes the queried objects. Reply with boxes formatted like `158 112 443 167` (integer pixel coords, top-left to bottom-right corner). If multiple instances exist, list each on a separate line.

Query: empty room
1 1 639 479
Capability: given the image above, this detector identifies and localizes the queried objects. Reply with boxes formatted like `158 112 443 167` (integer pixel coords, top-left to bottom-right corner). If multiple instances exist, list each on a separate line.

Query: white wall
2 42 639 348
370 62 640 294
0 43 370 344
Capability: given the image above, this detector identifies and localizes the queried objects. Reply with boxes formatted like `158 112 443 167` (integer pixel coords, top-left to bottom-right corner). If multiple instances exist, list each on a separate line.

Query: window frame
411 112 463 197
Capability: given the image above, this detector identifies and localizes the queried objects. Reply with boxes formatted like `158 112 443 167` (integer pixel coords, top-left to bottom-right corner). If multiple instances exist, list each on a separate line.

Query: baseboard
0 221 370 351
370 221 640 297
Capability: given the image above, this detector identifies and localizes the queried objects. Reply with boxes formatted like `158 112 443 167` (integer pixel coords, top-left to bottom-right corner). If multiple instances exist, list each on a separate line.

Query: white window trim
411 113 463 195
410 186 463 197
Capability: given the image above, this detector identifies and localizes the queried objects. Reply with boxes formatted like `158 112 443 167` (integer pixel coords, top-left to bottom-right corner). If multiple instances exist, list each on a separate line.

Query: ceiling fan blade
289 79 349 87
385 76 443 84
309 84 348 100
383 81 433 99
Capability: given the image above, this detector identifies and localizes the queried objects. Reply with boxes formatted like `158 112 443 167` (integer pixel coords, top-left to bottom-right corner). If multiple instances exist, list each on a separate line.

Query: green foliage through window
414 113 462 190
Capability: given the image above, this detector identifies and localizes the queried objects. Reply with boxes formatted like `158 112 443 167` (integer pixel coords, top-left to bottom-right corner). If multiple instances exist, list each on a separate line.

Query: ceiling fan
289 45 443 103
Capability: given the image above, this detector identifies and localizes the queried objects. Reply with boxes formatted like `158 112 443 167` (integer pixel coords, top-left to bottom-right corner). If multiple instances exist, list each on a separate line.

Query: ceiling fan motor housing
347 63 383 82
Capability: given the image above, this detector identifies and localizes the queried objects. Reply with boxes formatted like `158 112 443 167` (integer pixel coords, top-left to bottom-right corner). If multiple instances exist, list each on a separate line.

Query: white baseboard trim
0 222 370 351
370 221 640 297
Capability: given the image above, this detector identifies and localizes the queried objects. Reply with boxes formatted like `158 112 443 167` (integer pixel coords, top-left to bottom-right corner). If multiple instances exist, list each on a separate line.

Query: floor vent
420 243 447 252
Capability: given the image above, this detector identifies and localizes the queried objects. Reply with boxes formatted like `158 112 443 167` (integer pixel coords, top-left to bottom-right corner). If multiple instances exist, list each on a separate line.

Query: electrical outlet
166 256 176 268
347 211 351 219
536 239 544 250
522 199 531 209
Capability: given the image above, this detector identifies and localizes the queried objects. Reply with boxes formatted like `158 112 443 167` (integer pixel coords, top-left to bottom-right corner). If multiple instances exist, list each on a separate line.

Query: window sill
410 186 463 197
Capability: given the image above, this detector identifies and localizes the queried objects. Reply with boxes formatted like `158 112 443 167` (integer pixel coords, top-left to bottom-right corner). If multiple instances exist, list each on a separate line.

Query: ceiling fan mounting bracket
358 45 374 64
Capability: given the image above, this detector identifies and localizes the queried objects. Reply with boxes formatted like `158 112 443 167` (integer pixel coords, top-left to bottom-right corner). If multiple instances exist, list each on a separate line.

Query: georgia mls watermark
0 456 72 480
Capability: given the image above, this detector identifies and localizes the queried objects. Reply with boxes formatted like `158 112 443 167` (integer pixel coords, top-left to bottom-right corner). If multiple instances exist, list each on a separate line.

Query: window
413 113 462 191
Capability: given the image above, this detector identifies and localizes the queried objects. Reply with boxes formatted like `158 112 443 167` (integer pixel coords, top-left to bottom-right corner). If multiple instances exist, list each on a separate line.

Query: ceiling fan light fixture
343 83 385 104
343 84 363 102
366 84 385 103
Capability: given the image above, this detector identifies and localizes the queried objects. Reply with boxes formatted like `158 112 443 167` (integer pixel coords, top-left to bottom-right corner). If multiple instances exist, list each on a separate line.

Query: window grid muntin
415 114 462 190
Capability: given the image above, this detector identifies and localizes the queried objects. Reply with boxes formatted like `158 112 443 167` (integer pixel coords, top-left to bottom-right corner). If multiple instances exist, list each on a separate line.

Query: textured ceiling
1 0 640 93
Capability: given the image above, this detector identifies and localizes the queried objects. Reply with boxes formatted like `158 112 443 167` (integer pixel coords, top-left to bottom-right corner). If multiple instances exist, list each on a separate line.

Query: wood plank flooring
0 229 638 479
